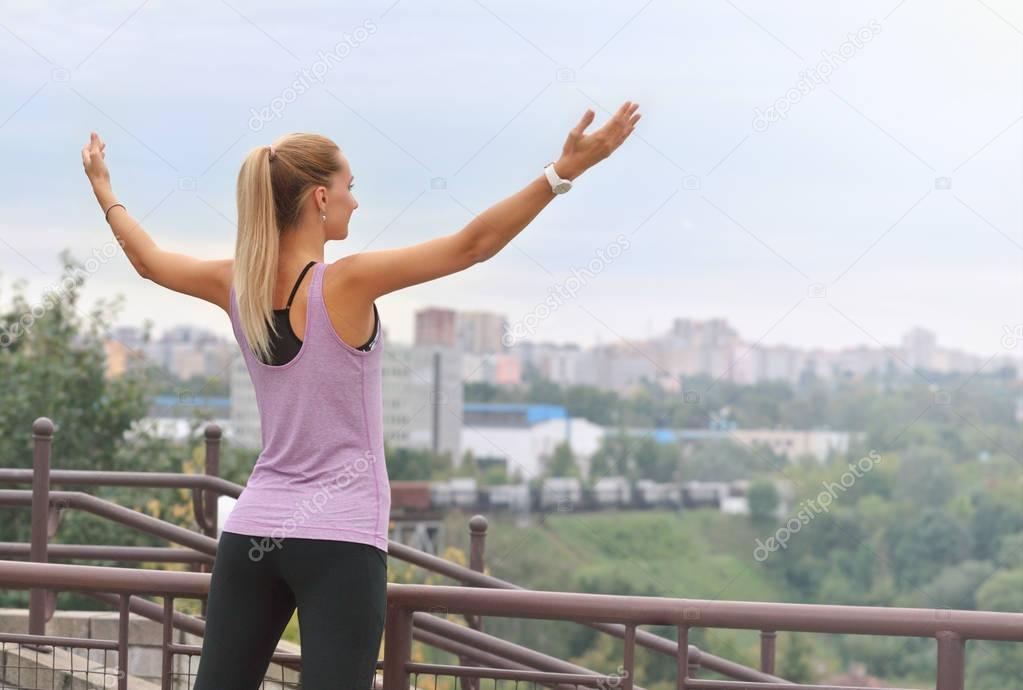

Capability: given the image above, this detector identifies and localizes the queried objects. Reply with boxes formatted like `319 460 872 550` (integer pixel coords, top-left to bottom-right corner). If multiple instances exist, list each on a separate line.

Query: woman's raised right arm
341 101 641 301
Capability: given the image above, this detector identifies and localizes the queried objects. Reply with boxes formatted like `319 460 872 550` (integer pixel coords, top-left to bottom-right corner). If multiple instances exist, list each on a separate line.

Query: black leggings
193 530 387 690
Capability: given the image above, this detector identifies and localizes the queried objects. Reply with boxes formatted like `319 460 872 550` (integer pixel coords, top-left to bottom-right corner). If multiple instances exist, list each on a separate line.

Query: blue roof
463 402 567 424
151 395 230 409
618 427 724 444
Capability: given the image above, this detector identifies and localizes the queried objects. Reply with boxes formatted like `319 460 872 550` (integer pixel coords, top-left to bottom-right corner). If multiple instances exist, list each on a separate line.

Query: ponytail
234 145 280 364
233 133 342 365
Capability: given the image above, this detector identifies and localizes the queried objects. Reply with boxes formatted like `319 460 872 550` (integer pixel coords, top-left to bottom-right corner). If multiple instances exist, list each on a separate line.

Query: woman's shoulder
322 256 365 300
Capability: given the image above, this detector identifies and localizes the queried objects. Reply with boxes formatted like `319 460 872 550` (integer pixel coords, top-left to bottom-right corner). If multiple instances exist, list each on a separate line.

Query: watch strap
544 162 572 194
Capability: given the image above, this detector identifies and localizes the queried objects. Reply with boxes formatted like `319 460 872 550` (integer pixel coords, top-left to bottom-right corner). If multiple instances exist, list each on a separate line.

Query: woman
80 100 641 689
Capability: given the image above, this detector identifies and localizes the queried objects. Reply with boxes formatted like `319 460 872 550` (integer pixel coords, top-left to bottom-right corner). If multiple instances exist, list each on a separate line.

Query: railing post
468 514 487 582
936 631 965 690
622 624 636 690
382 604 413 690
759 630 776 675
200 423 220 619
161 596 174 690
676 625 688 690
29 417 53 637
118 593 130 690
458 515 488 690
203 423 221 538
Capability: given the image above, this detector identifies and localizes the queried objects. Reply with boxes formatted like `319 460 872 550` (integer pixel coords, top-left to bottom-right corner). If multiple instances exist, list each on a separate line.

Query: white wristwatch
543 162 573 194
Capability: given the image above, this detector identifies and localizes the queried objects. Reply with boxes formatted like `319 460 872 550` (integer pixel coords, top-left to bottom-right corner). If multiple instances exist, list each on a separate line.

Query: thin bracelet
104 202 126 222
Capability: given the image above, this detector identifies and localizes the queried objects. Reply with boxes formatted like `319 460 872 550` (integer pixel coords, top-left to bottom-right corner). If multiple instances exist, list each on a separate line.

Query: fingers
618 103 639 128
603 101 640 133
83 131 107 169
614 100 638 122
83 132 108 163
571 108 595 137
601 102 640 142
612 104 641 145
621 102 641 131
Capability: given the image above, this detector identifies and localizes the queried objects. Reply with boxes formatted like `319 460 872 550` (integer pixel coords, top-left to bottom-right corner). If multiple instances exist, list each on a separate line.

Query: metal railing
382 584 1023 690
0 633 124 689
0 416 781 687
3 416 1021 688
0 560 1019 690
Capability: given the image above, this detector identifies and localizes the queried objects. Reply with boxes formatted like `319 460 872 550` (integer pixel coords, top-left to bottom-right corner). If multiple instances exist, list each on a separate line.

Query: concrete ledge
0 608 303 689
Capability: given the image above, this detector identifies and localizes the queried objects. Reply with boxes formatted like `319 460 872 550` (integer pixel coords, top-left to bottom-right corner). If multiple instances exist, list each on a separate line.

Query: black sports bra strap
284 261 317 310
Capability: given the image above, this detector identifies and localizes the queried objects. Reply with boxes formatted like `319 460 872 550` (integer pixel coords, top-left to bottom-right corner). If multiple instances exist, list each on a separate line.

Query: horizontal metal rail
0 630 118 649
0 541 214 564
0 468 242 497
406 663 607 684
0 490 218 555
387 583 1023 641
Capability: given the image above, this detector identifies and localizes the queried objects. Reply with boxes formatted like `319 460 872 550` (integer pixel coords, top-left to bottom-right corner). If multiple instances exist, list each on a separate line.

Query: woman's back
266 260 378 365
225 261 391 553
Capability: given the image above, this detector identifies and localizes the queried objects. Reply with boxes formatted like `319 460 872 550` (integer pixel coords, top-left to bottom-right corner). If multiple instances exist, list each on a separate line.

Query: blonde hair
233 133 342 364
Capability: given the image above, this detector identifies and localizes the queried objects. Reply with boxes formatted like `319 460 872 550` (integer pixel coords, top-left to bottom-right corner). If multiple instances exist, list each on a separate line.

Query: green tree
0 252 222 608
587 431 632 479
971 569 1023 690
894 445 956 506
684 440 780 482
996 532 1023 568
777 633 815 684
976 569 1023 612
747 479 780 522
386 444 451 480
970 493 1023 561
907 560 996 610
0 252 163 545
545 441 579 478
887 509 971 589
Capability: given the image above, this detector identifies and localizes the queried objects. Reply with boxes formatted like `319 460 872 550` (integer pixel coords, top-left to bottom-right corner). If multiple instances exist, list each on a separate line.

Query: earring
321 212 327 222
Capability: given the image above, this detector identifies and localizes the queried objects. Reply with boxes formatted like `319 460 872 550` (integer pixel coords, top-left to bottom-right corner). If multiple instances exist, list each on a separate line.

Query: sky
1 0 1021 360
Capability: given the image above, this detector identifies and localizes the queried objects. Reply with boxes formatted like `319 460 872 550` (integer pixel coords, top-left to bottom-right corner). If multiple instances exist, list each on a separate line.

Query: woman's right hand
556 100 641 180
81 131 112 191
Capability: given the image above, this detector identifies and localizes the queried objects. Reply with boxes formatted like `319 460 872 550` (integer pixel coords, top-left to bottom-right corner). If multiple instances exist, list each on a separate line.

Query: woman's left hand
81 132 111 189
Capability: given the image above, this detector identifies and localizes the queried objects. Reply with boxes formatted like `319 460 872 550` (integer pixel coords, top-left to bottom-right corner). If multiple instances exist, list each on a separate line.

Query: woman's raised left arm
81 132 231 311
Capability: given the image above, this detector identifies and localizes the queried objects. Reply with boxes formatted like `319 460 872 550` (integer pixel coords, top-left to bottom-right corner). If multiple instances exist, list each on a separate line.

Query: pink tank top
224 261 390 552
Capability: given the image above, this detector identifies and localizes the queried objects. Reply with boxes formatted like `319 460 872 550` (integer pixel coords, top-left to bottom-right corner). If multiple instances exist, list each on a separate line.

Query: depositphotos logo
753 449 881 562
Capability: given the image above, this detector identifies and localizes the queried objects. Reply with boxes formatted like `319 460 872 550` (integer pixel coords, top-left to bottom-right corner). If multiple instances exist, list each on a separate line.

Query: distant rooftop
148 395 230 418
463 402 567 427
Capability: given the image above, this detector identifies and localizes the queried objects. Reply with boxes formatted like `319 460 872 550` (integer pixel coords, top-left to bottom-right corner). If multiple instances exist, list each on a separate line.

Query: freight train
389 476 754 515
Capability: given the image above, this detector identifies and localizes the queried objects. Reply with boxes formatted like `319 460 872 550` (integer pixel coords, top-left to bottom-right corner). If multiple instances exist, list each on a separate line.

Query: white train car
540 477 582 510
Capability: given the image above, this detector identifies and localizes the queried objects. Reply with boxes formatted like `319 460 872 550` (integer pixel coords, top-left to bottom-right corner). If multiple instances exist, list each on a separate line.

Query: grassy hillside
452 509 784 604
392 508 828 689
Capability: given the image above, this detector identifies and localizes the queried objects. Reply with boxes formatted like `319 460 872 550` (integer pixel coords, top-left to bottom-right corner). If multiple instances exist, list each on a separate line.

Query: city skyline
114 306 1020 383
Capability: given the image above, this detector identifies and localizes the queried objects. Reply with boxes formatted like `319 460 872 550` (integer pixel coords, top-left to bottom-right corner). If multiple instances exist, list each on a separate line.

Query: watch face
554 182 571 193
